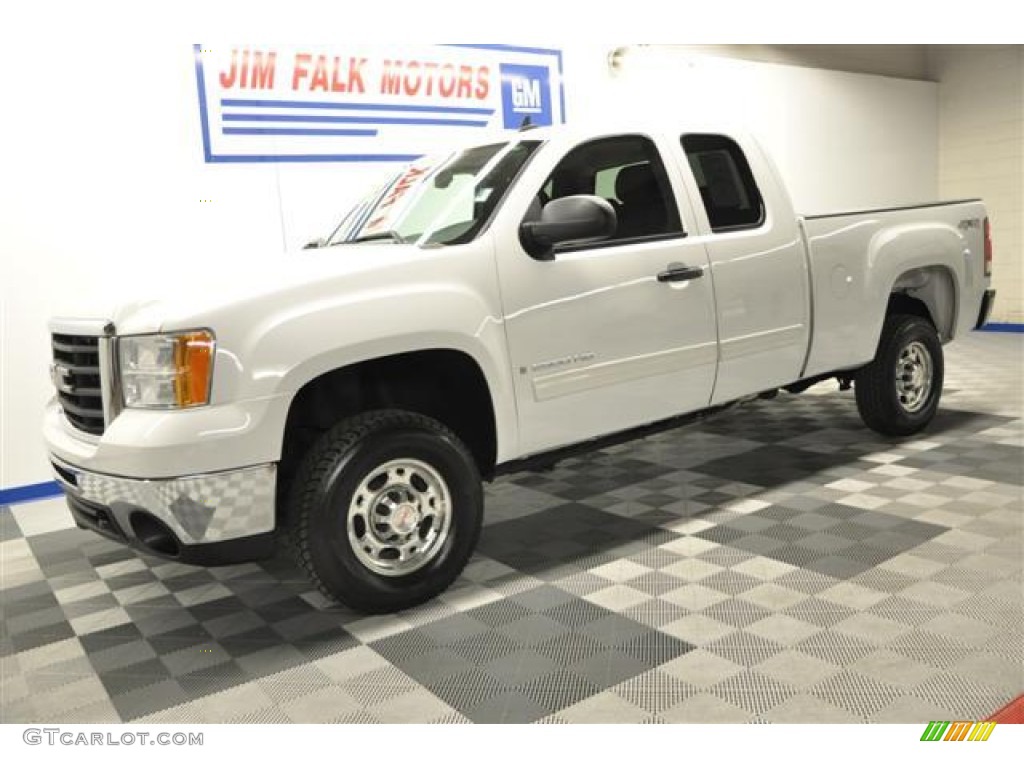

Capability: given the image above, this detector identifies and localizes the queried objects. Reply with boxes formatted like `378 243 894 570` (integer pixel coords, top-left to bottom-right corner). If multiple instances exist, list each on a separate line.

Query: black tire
855 313 944 436
285 410 482 613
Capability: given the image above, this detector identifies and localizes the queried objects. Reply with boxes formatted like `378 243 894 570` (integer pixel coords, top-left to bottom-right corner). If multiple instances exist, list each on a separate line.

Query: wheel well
887 292 933 323
889 266 956 340
278 350 497 513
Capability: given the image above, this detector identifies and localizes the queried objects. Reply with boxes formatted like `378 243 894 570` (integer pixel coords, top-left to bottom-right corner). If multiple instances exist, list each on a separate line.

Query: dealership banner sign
194 44 565 163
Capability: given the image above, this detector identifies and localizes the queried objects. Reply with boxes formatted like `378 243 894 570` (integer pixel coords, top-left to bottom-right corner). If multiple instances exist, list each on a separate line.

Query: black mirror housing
520 195 617 259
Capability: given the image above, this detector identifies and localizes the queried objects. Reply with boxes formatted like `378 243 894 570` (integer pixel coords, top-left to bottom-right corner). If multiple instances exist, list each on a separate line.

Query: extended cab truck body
44 121 996 612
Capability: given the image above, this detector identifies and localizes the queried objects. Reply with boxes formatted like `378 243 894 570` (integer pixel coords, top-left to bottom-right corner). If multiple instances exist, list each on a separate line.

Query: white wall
931 45 1023 325
595 47 939 213
678 45 932 81
0 41 941 490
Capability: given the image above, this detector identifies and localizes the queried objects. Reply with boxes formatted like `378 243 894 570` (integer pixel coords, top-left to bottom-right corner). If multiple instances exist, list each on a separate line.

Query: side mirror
520 195 617 260
303 237 326 250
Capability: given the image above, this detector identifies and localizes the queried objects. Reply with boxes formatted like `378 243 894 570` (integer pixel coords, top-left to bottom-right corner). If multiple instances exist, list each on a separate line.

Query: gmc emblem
51 363 73 392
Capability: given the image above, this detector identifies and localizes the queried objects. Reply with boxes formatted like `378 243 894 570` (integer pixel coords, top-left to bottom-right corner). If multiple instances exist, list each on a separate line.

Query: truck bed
799 198 988 379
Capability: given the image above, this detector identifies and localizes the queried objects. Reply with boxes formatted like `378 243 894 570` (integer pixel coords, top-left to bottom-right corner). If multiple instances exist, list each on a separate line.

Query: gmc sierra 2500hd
45 121 996 612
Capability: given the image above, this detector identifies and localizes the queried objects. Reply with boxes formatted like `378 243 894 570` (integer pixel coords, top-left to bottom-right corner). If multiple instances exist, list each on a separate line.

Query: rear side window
682 134 765 232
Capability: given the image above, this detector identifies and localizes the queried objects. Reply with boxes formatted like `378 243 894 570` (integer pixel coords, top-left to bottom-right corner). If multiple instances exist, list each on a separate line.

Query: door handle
657 264 704 283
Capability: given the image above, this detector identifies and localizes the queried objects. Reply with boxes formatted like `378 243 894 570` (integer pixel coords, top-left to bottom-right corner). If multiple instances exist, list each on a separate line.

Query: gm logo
499 63 552 129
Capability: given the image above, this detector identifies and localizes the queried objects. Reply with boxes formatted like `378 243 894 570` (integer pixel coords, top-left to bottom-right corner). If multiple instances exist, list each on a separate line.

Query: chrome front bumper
51 456 276 561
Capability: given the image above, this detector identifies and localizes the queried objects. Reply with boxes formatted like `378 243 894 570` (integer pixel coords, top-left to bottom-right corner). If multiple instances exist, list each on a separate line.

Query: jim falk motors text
216 49 492 100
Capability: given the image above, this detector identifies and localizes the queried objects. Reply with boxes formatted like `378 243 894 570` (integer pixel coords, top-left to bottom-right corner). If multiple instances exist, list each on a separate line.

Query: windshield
326 139 541 247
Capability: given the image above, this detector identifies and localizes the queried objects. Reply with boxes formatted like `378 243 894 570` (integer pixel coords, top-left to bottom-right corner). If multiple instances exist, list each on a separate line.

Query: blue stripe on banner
221 99 495 116
979 323 1024 333
207 154 422 164
224 127 379 137
222 113 488 127
0 481 62 506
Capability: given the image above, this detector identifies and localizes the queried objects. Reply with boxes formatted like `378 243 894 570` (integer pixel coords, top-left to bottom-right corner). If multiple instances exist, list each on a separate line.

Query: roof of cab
504 118 754 146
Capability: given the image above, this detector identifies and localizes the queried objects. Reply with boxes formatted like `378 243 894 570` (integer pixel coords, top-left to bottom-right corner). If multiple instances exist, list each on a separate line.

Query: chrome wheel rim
347 458 452 577
895 340 933 413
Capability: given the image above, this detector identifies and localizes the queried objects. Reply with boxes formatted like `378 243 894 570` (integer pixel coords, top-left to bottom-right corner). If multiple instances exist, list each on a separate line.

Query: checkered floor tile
2 332 1021 723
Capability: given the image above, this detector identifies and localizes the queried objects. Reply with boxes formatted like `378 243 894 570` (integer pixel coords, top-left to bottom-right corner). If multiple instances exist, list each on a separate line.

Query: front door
496 133 720 456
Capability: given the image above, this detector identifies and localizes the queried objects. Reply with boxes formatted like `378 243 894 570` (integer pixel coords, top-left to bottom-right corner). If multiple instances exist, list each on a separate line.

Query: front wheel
285 410 483 613
855 313 944 436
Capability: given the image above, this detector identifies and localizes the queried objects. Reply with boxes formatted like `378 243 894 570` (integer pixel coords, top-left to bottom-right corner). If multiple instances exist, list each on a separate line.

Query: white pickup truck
44 121 996 612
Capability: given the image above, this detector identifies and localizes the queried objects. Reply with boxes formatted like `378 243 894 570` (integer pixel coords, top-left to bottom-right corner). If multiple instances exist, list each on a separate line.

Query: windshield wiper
346 230 406 244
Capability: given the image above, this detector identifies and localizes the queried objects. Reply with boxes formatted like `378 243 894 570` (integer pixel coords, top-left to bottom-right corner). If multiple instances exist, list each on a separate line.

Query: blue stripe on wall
223 127 379 137
207 153 421 163
979 323 1024 333
0 481 61 506
221 98 495 115
221 113 488 127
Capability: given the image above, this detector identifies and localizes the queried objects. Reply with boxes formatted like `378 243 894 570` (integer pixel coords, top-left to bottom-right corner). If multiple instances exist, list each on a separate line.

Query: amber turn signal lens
174 331 215 407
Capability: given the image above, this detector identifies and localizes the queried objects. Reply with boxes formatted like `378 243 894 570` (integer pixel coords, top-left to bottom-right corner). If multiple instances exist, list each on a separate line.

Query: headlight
119 330 215 408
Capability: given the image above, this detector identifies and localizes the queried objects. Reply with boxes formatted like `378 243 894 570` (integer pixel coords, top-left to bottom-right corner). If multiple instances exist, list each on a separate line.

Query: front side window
327 140 540 247
682 134 765 232
531 134 683 244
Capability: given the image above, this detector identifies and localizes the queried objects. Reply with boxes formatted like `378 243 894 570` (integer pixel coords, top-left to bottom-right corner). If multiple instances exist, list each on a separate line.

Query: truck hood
58 244 427 336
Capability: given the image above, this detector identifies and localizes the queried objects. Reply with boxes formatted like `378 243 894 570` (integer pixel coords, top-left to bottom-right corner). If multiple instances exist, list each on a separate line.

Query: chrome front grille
52 333 105 435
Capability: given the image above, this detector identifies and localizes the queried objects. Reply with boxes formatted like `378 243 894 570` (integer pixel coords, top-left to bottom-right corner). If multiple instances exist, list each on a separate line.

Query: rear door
495 133 720 455
676 133 811 404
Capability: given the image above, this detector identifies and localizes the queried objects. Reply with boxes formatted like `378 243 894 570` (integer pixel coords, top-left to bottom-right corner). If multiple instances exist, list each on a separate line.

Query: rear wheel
855 313 944 436
285 410 483 613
